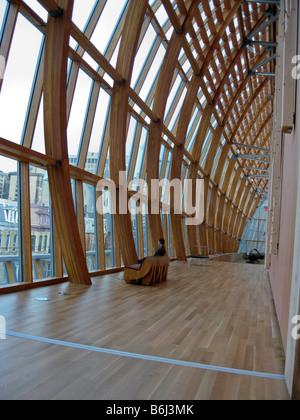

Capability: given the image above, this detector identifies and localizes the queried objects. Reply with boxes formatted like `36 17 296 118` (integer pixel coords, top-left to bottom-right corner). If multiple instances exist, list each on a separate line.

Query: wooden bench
124 255 170 286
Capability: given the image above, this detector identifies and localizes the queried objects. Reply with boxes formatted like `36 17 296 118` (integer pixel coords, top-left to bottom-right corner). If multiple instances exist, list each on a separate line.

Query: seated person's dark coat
154 245 166 257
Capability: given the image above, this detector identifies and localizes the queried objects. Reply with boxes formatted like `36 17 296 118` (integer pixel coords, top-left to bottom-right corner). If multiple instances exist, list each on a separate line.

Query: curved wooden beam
205 73 270 248
239 96 272 148
110 0 148 266
207 83 270 248
182 2 244 253
43 0 91 285
186 8 272 251
200 1 243 76
170 75 200 260
147 1 200 253
188 2 245 166
205 72 270 240
185 106 212 250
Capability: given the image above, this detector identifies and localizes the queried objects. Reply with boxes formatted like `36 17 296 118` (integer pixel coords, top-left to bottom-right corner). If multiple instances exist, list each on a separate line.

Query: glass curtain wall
30 165 53 280
83 183 98 272
0 0 272 287
239 200 268 255
0 157 21 284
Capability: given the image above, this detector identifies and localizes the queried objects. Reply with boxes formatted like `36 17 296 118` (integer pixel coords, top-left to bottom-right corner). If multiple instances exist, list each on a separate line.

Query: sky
0 0 179 177
0 0 131 173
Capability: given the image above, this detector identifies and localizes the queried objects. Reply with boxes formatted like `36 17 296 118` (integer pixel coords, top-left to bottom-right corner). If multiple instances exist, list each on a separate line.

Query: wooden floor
0 258 290 400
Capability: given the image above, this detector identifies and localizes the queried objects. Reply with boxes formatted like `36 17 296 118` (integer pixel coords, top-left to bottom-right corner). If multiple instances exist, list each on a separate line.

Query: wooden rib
37 0 61 15
170 62 207 258
147 1 201 251
201 11 272 234
70 23 124 85
213 143 231 185
43 0 91 285
0 0 275 286
0 137 57 167
75 180 86 254
240 184 253 213
161 0 183 32
181 6 265 251
200 1 243 75
109 0 148 266
147 30 184 249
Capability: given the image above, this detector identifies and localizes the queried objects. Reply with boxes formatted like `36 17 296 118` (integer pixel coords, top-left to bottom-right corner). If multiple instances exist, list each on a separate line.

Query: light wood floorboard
0 259 290 400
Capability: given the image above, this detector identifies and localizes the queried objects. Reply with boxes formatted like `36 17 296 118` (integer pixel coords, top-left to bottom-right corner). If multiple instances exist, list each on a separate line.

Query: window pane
72 0 96 31
90 0 128 55
159 144 166 178
103 148 110 179
161 149 172 203
30 166 53 280
131 23 157 88
67 69 93 159
83 183 98 272
86 87 111 173
211 146 222 178
200 129 213 167
102 190 114 269
167 86 187 133
0 156 21 285
133 127 148 181
187 109 202 152
138 44 166 102
142 203 148 257
0 14 43 143
126 117 138 174
239 200 267 254
23 0 48 21
129 198 139 256
165 74 182 120
154 3 168 27
0 0 7 32
31 94 45 153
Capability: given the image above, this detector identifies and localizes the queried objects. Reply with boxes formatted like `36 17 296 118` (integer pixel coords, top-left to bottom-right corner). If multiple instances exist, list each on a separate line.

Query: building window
0 156 21 284
30 165 53 280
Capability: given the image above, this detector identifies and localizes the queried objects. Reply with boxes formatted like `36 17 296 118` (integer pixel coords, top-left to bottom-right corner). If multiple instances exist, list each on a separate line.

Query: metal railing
0 253 54 285
0 250 116 285
186 245 226 258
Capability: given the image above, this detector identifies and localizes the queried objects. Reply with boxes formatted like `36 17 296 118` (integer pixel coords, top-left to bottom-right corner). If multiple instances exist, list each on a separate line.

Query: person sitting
138 238 166 264
153 238 166 257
